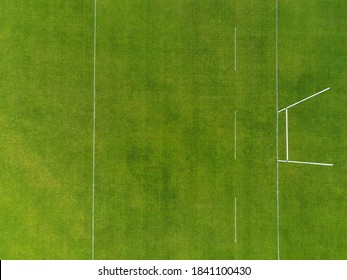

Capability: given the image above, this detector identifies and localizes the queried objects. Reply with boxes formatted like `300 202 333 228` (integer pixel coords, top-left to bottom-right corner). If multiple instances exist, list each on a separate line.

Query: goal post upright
285 108 288 162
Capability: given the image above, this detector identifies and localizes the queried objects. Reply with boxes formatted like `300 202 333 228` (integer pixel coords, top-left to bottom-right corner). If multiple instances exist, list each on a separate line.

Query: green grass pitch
0 0 346 260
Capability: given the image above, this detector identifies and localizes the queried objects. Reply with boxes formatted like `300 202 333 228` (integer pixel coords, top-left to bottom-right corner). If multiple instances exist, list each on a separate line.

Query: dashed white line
234 27 237 71
234 111 237 160
234 197 237 243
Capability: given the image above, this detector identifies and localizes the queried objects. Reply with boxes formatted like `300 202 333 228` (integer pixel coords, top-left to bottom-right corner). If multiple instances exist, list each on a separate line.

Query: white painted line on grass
278 87 331 112
234 27 237 71
277 160 333 167
234 197 237 243
277 107 286 113
286 108 288 161
92 0 97 261
234 111 237 160
275 0 280 261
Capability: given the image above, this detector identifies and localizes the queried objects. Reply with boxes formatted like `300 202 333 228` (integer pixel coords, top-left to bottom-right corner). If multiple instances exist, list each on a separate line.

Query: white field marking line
277 160 334 167
234 197 237 243
286 108 288 161
234 111 237 160
275 0 280 261
278 87 331 113
92 0 97 260
234 27 237 71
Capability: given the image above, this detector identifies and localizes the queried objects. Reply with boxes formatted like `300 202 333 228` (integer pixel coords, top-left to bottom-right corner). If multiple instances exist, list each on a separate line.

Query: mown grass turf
0 1 93 259
95 0 276 259
0 0 345 260
279 0 347 259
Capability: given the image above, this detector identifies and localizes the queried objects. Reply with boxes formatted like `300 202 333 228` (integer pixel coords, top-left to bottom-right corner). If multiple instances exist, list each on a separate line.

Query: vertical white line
276 0 280 260
234 27 237 71
92 0 97 261
234 111 237 160
234 197 237 243
285 108 288 161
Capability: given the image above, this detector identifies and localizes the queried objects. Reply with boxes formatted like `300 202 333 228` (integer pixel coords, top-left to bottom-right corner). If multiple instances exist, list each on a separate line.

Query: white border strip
3 260 347 280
